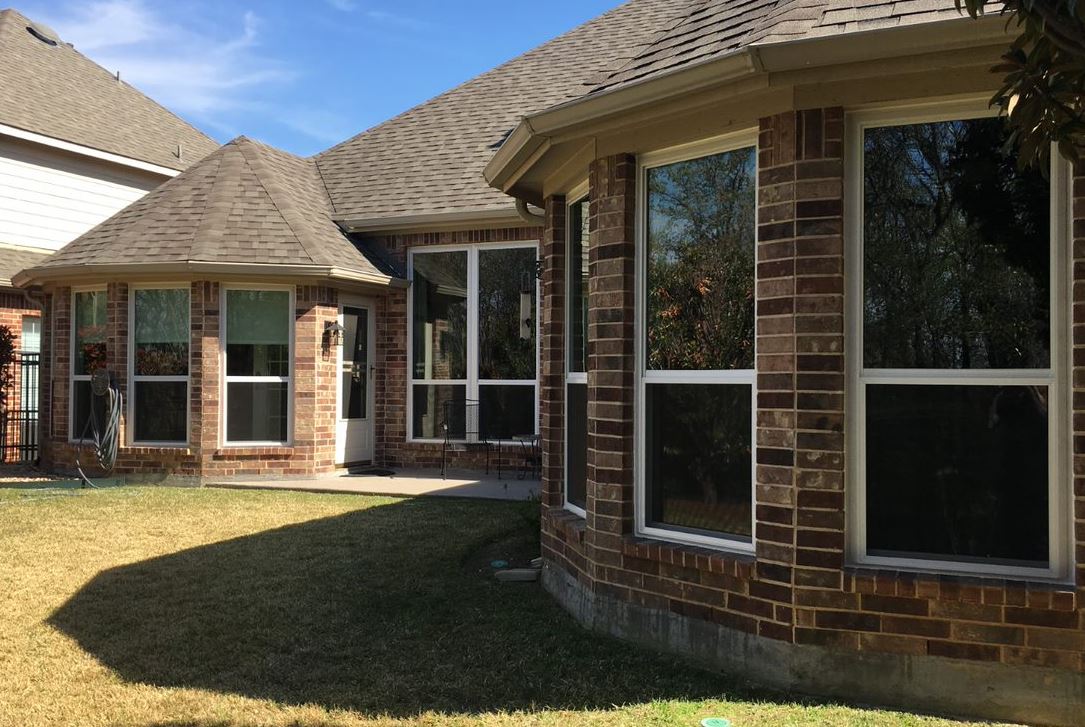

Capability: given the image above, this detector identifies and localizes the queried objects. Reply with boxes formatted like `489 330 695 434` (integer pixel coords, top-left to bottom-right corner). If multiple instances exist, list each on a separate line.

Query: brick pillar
193 281 220 463
585 154 637 574
757 108 846 641
1074 163 1085 592
540 195 567 509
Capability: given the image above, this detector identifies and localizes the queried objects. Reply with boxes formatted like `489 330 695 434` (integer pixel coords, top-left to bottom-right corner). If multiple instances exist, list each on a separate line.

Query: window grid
633 130 760 554
845 104 1071 581
128 285 191 447
221 286 294 447
407 242 540 443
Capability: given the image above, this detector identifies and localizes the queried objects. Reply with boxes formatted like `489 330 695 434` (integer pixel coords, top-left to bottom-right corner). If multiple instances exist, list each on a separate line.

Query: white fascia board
0 122 181 177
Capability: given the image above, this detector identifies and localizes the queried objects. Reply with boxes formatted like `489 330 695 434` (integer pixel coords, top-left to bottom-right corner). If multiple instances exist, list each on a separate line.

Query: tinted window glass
411 384 466 439
566 383 587 510
646 147 756 371
568 198 589 374
412 252 467 380
478 247 536 380
226 382 288 442
646 383 752 540
866 384 1048 565
134 381 187 442
864 118 1050 369
478 384 535 440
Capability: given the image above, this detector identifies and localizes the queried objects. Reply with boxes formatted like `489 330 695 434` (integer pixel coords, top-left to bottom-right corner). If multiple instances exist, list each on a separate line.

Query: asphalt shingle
0 8 218 171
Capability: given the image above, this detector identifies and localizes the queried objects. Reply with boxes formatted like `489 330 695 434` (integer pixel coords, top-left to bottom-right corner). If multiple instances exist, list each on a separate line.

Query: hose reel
76 368 122 488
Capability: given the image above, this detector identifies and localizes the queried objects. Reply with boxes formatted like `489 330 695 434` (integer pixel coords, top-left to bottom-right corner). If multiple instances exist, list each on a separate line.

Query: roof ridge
186 146 230 262
235 138 327 266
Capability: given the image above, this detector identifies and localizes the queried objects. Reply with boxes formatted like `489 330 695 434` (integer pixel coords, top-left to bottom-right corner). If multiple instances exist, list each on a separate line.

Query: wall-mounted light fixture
324 320 345 350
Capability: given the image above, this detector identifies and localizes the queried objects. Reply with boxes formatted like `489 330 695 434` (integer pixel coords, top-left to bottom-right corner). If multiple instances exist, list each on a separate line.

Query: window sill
214 446 294 457
622 534 754 578
844 565 1078 609
122 445 193 455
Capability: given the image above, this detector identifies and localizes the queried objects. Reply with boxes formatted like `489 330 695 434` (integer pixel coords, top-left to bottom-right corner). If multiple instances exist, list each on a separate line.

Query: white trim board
0 121 181 178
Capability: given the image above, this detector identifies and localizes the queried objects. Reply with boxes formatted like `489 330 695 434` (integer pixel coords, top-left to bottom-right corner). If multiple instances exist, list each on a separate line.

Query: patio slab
208 468 541 502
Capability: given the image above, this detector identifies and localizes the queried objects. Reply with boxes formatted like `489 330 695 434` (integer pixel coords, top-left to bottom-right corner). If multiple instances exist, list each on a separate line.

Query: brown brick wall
540 110 1085 674
40 281 339 479
364 226 544 471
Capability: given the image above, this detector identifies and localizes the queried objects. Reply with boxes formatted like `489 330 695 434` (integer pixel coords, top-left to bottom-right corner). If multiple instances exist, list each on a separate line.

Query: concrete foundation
543 564 1085 727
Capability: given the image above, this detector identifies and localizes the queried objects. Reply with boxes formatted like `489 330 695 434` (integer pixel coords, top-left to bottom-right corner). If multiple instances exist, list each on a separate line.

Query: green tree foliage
958 0 1085 167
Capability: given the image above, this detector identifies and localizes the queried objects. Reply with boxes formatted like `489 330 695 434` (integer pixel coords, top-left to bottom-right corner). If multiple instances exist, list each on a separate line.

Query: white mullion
467 247 479 403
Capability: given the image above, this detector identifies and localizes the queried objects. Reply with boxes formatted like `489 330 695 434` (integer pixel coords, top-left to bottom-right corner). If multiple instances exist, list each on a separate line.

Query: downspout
515 198 546 226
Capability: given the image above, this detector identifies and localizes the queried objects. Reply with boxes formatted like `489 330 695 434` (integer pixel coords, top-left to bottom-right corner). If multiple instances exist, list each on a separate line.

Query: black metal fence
2 352 39 463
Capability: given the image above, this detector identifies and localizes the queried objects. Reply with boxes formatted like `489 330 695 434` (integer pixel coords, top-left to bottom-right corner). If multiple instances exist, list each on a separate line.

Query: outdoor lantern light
324 320 345 349
520 271 534 340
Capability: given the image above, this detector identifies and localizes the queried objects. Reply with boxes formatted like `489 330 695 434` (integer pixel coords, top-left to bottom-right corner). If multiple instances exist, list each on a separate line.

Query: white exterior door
336 299 375 465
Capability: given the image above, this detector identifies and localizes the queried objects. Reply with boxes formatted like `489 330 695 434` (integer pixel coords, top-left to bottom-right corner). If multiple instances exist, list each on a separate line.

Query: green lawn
0 486 1006 727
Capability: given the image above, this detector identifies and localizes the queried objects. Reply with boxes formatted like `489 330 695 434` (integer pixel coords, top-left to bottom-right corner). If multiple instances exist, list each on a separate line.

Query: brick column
757 108 846 643
193 281 220 463
585 154 637 577
540 195 567 509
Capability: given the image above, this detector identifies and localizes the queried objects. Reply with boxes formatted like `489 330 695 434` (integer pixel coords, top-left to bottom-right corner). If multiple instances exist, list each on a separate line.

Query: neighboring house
11 1 1085 723
0 8 217 457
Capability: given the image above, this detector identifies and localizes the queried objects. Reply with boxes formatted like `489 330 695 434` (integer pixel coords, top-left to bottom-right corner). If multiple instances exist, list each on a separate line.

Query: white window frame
634 129 760 554
406 241 541 444
565 180 590 518
845 100 1072 581
128 283 191 447
221 283 295 447
69 285 107 443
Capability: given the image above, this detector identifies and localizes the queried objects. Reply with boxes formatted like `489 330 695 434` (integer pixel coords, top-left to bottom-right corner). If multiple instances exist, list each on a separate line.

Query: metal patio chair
441 398 500 479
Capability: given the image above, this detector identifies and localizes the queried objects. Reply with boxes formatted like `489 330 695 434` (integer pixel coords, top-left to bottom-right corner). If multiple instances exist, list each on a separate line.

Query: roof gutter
484 14 1012 193
337 206 526 235
13 260 407 289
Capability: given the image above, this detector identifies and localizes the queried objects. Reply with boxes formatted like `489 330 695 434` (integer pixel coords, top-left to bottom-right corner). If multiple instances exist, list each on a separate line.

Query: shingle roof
27 137 391 280
594 0 969 92
314 0 695 223
0 243 49 287
0 8 218 171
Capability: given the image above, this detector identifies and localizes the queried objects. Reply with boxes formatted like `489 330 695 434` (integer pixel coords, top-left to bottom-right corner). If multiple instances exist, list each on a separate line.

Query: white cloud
41 1 294 122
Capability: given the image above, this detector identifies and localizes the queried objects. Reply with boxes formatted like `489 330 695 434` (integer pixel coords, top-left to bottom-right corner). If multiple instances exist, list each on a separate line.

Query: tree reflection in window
864 118 1050 370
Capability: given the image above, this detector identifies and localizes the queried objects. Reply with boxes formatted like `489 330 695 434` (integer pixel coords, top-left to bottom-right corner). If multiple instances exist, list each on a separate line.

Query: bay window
848 108 1068 577
637 135 757 548
566 194 589 513
70 288 107 441
131 286 190 444
224 288 292 445
409 243 538 441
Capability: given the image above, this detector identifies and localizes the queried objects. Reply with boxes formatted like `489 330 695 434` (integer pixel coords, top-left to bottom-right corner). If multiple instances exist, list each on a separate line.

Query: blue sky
21 0 618 156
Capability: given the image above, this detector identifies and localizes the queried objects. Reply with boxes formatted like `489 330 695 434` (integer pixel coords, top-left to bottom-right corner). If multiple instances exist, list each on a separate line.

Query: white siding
0 136 167 251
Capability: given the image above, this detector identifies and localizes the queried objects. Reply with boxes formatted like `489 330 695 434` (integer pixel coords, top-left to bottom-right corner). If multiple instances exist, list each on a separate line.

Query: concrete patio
208 468 541 502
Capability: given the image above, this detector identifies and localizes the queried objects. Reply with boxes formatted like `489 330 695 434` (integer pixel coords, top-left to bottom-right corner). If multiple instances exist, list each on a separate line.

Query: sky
19 0 619 156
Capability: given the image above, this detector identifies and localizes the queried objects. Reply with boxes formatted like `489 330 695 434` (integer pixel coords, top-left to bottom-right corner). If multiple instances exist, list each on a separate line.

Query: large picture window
409 243 537 441
638 136 757 548
850 109 1067 577
70 289 107 441
131 287 190 444
224 288 292 445
566 195 589 513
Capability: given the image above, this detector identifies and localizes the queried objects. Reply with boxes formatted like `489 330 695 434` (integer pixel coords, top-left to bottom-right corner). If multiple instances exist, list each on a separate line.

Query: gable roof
0 8 218 171
593 0 972 92
18 137 398 286
314 0 695 226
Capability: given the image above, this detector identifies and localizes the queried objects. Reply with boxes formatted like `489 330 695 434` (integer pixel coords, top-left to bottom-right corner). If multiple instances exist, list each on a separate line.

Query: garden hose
75 371 122 488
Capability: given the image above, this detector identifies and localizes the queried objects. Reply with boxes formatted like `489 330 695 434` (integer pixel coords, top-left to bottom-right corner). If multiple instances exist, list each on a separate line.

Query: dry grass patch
0 486 1008 726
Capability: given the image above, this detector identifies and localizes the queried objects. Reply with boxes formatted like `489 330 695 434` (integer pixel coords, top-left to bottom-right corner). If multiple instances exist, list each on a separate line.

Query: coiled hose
75 379 122 488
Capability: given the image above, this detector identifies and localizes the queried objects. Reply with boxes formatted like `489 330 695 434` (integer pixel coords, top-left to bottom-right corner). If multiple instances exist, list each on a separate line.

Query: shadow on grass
50 497 728 717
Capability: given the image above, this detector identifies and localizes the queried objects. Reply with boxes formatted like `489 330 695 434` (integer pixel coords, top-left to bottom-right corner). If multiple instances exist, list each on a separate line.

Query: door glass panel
341 307 368 420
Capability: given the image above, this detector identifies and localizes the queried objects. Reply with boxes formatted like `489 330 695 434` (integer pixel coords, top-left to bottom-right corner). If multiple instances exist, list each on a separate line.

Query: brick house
0 8 218 459
12 1 1085 723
